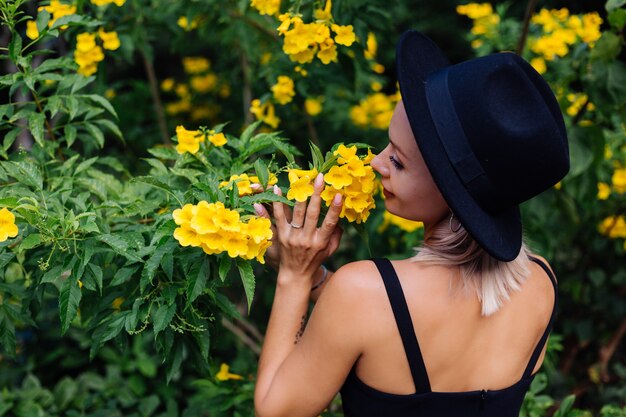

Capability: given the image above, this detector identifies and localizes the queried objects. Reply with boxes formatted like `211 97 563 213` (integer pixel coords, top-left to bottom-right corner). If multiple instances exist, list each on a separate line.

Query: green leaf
187 258 209 305
84 122 104 148
85 94 118 118
96 234 142 263
95 119 123 141
74 156 98 176
153 303 176 335
309 141 325 171
132 176 173 194
110 266 139 286
606 0 626 11
0 310 16 359
236 259 255 312
608 8 626 29
35 10 51 33
0 253 15 271
218 255 231 282
214 292 240 319
59 275 82 334
148 146 178 160
88 264 103 294
558 394 576 414
165 339 184 384
28 113 46 147
8 33 22 63
254 158 269 188
20 233 42 250
5 161 43 190
64 125 77 147
140 240 177 293
240 120 262 145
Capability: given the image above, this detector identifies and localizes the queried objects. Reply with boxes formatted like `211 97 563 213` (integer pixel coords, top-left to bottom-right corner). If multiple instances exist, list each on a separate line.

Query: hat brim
396 30 521 262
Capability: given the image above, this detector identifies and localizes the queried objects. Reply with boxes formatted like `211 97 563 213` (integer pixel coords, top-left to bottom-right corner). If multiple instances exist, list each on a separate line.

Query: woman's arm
254 175 359 417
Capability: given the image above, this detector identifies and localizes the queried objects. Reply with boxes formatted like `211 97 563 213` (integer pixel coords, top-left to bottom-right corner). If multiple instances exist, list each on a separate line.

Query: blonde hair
411 216 531 316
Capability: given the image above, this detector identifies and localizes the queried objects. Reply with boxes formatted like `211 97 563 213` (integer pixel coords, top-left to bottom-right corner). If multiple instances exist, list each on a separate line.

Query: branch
599 317 626 382
516 0 538 55
141 51 170 145
221 317 262 355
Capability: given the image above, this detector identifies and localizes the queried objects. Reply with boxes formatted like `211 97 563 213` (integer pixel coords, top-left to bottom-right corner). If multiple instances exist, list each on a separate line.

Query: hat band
425 69 506 214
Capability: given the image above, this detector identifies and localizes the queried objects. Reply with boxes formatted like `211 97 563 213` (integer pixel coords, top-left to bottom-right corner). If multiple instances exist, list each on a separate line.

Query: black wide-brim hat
396 30 569 261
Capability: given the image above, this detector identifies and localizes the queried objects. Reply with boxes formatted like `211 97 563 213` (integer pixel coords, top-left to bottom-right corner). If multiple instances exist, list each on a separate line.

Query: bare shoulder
528 253 558 284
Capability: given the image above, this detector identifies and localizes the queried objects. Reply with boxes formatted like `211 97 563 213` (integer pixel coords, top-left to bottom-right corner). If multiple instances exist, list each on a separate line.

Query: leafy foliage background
1 0 625 416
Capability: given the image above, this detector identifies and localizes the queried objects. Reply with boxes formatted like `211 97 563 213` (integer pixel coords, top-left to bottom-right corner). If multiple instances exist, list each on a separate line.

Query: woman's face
370 100 449 226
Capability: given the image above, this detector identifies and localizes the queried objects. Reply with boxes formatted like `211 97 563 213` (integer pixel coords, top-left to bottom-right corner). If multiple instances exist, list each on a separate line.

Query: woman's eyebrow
389 138 409 160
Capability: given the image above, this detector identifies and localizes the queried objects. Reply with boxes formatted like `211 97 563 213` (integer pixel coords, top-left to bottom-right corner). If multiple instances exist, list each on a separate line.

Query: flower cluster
91 0 126 6
177 16 201 31
175 125 226 155
598 215 626 240
350 91 401 130
378 211 424 233
161 57 228 121
599 167 626 200
0 208 18 242
456 3 501 46
286 145 377 223
274 0 356 65
27 0 77 40
220 172 278 196
566 92 595 119
250 99 280 129
216 363 244 381
250 0 281 16
271 75 296 105
529 9 603 66
362 32 385 74
173 202 273 263
74 29 120 76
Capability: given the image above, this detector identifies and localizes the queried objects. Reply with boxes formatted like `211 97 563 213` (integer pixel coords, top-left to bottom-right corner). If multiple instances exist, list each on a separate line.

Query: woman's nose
370 151 389 177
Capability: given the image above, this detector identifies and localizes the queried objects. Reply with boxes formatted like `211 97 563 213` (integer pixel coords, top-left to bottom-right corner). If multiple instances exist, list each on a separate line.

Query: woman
253 30 569 417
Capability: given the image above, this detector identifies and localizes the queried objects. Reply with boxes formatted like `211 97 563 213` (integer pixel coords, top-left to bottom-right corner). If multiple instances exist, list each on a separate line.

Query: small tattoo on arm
294 314 306 344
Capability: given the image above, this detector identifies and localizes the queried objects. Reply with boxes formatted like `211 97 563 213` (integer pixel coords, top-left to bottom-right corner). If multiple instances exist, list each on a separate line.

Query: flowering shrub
0 0 625 415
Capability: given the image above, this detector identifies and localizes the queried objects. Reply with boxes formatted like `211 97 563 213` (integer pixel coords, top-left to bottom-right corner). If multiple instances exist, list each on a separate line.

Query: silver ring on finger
290 222 303 229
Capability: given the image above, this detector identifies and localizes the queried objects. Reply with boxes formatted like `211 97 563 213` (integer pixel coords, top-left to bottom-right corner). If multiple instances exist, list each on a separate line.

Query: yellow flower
350 92 398 129
580 12 602 45
245 217 273 244
325 165 353 189
271 75 296 105
191 73 218 93
530 57 547 74
91 0 126 6
173 203 197 225
290 47 317 64
214 206 241 232
216 363 244 381
456 3 493 19
532 9 561 33
190 201 220 234
313 0 332 21
222 230 250 258
161 78 175 92
530 34 569 61
0 208 18 242
305 98 323 116
317 38 337 64
173 223 205 247
250 0 281 16
177 16 199 31
379 211 424 233
277 13 293 34
98 28 120 51
597 182 611 200
471 39 484 49
612 168 626 193
182 57 210 74
250 99 280 128
364 32 377 60
26 21 39 40
287 171 316 202
208 132 227 147
331 24 356 46
244 239 272 264
111 297 124 310
74 33 105 76
175 125 202 155
598 216 626 239
40 0 77 28
334 144 358 163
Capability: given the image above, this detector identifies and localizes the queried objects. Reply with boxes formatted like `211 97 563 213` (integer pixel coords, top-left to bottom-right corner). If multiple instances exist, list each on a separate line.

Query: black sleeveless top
340 257 558 417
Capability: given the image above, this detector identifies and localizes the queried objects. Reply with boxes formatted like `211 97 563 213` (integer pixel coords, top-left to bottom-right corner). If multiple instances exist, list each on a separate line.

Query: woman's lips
383 188 394 199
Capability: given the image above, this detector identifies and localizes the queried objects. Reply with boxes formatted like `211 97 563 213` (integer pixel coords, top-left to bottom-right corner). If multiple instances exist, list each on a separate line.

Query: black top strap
372 258 431 393
522 256 559 379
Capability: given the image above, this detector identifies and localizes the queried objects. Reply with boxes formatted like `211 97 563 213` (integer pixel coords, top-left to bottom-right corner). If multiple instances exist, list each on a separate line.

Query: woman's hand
261 173 343 287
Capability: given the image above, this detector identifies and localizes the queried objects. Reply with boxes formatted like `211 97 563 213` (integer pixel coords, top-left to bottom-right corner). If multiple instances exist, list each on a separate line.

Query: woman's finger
304 173 324 232
327 225 343 256
319 193 342 241
290 199 307 229
272 185 288 234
